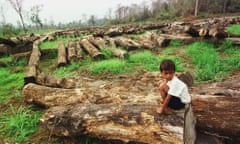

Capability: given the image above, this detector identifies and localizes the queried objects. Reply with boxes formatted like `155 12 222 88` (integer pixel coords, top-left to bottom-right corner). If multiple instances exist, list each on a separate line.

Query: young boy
156 59 191 114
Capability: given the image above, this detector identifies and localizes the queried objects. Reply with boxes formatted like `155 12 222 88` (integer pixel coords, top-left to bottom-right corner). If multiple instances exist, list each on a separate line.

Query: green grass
0 105 42 143
0 67 24 103
186 42 228 82
88 59 129 75
40 34 86 49
226 24 240 35
53 50 185 77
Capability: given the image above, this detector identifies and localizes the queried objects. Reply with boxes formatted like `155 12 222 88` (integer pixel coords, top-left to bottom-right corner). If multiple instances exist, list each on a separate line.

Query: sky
0 0 148 25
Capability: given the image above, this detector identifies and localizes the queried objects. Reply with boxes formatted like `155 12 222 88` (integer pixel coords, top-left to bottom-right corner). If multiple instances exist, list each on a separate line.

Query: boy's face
161 70 175 81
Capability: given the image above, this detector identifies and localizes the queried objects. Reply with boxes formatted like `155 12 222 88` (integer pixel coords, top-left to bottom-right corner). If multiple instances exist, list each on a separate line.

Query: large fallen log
22 78 240 143
40 103 196 144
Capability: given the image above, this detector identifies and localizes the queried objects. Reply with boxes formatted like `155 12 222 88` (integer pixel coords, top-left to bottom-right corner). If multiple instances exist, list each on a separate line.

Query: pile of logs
19 16 240 144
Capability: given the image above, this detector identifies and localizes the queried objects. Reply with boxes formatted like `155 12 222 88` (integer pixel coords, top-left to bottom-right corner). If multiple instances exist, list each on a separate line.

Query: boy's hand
157 79 166 87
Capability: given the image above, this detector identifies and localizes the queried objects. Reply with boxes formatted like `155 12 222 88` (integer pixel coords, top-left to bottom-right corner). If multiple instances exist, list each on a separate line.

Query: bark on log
12 51 31 60
105 27 124 37
57 41 67 67
226 37 240 46
114 37 140 51
67 40 77 63
36 72 76 89
104 37 128 59
22 77 240 143
86 35 106 49
80 39 104 60
28 40 41 66
24 65 40 85
0 37 16 47
24 40 41 85
76 41 83 60
40 103 195 144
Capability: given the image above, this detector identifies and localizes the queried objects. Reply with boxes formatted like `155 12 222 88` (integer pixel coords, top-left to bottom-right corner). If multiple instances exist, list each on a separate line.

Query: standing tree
29 5 43 29
194 0 199 16
6 0 26 31
0 4 6 25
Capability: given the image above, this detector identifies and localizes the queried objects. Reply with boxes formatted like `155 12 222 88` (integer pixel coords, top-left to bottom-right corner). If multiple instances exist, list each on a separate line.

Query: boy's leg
159 83 169 103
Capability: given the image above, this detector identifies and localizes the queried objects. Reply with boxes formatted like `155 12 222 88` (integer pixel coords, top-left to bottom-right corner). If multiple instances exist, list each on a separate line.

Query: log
104 37 128 59
12 51 31 60
80 39 104 60
28 40 41 66
22 72 240 143
114 37 140 51
0 37 16 47
226 37 240 46
143 32 171 48
24 40 41 85
36 72 76 89
86 35 106 49
40 103 195 144
105 27 123 37
57 41 67 67
67 40 77 63
24 65 40 85
76 41 83 60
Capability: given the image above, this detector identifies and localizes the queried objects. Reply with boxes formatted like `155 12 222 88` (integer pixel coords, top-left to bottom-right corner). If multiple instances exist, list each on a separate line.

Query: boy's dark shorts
168 96 185 110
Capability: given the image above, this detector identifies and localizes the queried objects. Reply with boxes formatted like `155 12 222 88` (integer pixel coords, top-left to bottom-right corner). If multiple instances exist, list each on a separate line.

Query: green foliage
220 41 240 70
0 105 42 142
0 24 23 37
186 42 227 82
226 24 240 35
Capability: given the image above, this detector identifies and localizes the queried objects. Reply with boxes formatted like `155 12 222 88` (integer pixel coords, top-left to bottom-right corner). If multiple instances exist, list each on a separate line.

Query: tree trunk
36 72 76 89
67 40 77 63
40 103 195 144
194 0 199 16
80 39 104 60
76 41 83 60
57 41 67 67
114 37 140 51
28 40 41 66
104 36 128 58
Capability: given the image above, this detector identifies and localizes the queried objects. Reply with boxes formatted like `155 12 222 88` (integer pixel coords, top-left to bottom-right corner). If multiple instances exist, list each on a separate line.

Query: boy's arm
158 94 172 114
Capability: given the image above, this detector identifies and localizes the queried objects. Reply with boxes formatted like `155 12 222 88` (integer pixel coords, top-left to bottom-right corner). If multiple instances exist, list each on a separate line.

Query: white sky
0 0 148 25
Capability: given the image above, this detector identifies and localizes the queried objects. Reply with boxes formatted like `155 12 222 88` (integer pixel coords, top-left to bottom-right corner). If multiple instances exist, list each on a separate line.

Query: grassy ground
0 24 240 143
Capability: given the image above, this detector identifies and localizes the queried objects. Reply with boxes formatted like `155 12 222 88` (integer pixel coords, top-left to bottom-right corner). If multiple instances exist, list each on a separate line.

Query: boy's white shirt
166 75 191 103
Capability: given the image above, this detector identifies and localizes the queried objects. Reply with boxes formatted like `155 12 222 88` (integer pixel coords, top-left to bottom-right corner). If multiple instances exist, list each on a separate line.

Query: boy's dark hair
160 59 176 72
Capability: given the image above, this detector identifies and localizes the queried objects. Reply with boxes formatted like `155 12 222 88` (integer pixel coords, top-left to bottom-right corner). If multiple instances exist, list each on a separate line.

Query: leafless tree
195 0 199 16
0 4 6 25
29 4 43 29
6 0 26 31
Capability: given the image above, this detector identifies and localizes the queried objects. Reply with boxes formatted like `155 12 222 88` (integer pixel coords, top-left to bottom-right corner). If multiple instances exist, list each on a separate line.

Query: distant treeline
0 0 240 36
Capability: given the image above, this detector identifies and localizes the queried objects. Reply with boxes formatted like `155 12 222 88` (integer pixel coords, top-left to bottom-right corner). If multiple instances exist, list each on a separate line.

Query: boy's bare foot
156 107 163 114
164 107 173 114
